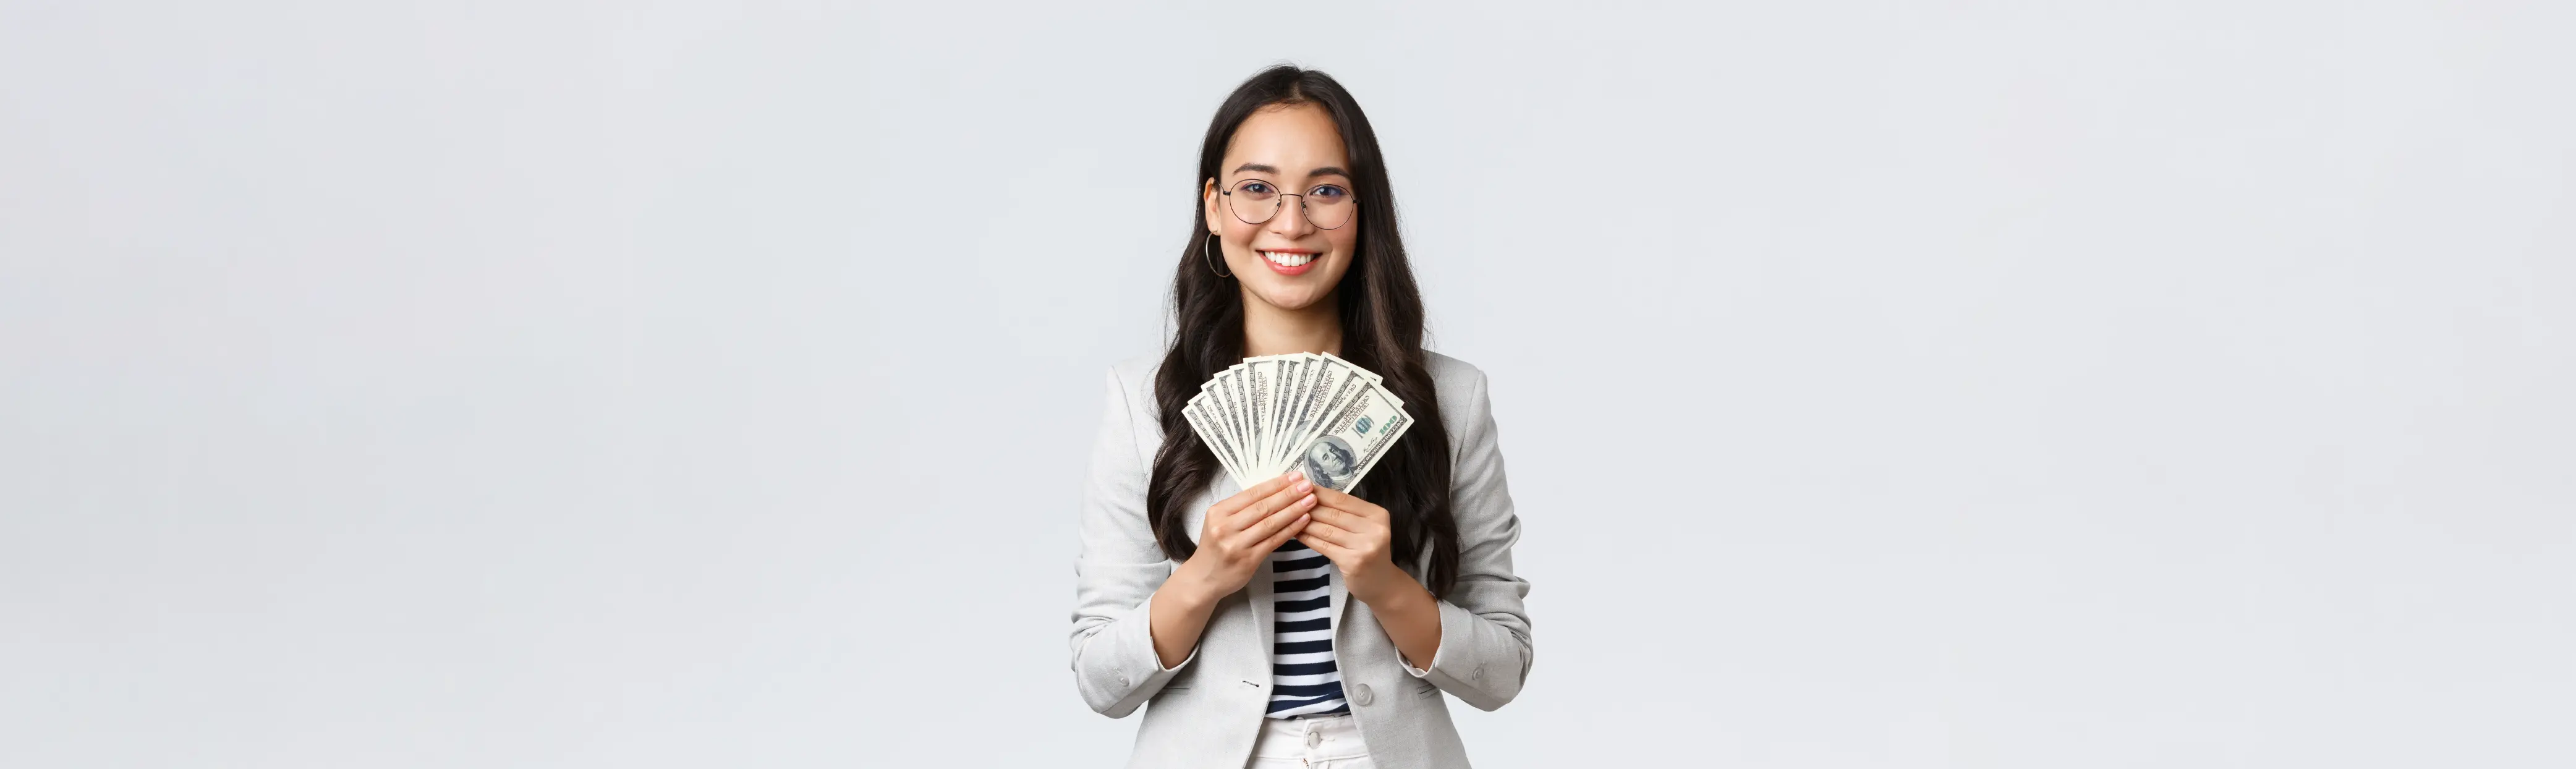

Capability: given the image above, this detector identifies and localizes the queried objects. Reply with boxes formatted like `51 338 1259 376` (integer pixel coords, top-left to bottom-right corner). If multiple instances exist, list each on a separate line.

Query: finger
1301 519 1357 548
1296 530 1348 559
1255 511 1311 554
1228 472 1313 529
1240 492 1317 544
1309 485 1388 522
1210 471 1303 517
1307 503 1376 533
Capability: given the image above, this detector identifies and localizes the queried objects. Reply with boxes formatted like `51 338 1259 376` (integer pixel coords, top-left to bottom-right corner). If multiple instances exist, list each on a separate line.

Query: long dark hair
1144 66 1461 598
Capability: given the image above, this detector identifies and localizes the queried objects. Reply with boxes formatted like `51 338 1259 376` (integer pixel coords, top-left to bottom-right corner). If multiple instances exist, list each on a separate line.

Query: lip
1259 249 1321 276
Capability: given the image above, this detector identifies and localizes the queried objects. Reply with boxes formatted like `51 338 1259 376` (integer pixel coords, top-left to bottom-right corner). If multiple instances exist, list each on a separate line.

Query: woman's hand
1173 470 1317 602
1303 486 1443 669
1299 486 1411 603
1149 471 1316 668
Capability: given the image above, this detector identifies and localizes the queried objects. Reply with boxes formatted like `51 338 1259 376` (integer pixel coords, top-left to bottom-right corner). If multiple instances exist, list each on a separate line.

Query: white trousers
1246 713 1374 768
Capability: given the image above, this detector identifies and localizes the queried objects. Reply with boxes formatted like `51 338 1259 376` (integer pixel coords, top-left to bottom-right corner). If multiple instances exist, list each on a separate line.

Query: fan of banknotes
1184 352 1414 492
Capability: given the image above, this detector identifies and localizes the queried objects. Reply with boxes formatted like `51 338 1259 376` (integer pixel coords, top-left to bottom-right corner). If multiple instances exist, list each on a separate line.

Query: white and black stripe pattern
1265 539 1349 718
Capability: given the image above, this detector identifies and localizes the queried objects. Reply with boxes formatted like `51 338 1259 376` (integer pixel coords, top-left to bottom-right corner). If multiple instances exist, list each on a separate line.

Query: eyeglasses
1218 179 1356 229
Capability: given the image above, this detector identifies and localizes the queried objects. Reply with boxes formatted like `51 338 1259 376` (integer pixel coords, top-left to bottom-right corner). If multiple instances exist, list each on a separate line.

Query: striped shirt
1266 539 1350 718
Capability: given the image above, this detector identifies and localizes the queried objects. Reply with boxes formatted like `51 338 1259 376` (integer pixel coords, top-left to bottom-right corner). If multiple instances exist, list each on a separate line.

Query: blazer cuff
1150 598 1201 673
1415 599 1505 709
1094 590 1194 716
1400 640 1438 678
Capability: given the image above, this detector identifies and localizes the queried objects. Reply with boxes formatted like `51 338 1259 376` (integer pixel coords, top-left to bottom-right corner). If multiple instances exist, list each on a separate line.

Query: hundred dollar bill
1293 379 1413 493
1237 356 1275 464
1275 362 1330 461
1215 365 1270 479
1292 354 1400 456
1246 357 1278 465
1282 364 1364 474
1226 363 1277 477
1320 351 1384 389
1231 360 1259 464
1183 396 1248 486
1232 361 1271 472
1268 354 1313 468
1204 369 1254 476
1322 352 1400 411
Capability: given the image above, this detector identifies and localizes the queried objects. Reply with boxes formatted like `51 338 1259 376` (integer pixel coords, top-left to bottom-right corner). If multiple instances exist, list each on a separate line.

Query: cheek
1223 219 1266 248
1325 231 1362 275
1212 224 1251 264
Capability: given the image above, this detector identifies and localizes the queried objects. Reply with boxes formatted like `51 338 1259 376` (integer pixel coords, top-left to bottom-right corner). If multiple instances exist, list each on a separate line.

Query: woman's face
1203 103 1359 313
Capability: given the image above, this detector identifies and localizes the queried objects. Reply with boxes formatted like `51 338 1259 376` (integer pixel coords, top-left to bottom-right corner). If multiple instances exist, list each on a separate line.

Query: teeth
1262 251 1314 266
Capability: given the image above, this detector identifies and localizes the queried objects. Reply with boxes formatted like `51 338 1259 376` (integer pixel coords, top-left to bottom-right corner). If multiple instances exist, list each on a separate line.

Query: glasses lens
1304 184 1355 229
1226 179 1280 225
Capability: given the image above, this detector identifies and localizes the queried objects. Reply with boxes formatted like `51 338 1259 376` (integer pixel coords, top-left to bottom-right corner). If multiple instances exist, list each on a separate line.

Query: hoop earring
1204 232 1232 278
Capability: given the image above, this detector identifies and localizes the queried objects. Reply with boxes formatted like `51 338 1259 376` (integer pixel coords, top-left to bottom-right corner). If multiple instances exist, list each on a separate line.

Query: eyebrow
1230 163 1353 179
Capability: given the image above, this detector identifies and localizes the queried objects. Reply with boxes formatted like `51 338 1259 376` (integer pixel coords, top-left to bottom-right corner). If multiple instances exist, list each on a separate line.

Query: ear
1202 177 1222 234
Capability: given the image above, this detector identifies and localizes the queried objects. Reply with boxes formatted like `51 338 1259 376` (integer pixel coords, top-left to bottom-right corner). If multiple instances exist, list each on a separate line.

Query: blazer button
1351 683 1374 706
1116 674 1129 687
1471 663 1486 682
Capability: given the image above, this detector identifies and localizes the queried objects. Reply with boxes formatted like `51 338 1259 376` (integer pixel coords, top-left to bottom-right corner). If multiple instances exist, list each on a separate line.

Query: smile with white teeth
1261 250 1316 267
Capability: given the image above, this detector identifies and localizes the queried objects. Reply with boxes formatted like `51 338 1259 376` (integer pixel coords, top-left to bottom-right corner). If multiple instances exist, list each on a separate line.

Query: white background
4 2 2570 767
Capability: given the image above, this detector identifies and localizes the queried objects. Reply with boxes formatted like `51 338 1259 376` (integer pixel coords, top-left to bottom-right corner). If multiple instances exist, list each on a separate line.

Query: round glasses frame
1218 179 1356 230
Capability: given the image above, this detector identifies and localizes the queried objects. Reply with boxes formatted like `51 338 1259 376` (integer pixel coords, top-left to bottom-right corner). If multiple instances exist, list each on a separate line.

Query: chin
1250 286 1333 312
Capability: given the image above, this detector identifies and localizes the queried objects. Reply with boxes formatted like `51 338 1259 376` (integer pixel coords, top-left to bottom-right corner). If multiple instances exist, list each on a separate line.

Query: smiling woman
1068 66 1535 769
1204 100 1365 325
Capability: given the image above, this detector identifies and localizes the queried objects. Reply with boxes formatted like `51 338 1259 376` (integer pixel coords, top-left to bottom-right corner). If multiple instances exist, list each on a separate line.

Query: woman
1070 66 1533 768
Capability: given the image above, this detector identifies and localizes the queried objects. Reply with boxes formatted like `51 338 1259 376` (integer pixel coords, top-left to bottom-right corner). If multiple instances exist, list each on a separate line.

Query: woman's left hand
1301 486 1420 605
1303 485 1445 669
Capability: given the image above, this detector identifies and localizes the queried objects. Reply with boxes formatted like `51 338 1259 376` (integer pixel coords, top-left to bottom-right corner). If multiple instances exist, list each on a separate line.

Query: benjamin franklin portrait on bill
1301 435 1360 491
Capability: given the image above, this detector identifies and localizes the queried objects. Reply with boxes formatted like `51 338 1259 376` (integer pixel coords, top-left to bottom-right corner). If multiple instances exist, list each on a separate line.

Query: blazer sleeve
1401 368 1536 711
1068 365 1197 718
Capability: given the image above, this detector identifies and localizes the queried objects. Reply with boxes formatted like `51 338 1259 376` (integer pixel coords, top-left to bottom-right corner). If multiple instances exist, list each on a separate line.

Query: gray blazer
1071 351 1533 768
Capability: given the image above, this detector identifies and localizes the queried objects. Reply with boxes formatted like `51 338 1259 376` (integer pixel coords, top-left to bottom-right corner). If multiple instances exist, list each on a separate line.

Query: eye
1309 185 1350 201
1239 181 1275 195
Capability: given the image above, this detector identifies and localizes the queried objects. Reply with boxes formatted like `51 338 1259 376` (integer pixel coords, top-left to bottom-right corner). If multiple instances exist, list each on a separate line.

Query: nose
1265 193 1316 237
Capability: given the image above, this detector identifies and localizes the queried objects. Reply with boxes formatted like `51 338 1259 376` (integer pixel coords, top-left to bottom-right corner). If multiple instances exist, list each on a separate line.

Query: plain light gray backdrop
4 1 2570 767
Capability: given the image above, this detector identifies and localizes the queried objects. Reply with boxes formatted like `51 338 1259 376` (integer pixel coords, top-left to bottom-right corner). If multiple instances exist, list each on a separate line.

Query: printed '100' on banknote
1294 381 1412 492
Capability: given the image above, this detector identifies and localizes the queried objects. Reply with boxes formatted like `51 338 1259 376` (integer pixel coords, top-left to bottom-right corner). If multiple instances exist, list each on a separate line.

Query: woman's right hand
1173 470 1317 603
1147 471 1315 669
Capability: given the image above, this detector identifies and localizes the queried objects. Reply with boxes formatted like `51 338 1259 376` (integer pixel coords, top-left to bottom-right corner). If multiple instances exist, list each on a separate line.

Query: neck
1242 290 1344 358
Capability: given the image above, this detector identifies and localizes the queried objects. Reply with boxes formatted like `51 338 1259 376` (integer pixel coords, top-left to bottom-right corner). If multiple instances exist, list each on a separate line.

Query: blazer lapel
1328 552 1351 642
1249 550 1274 684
